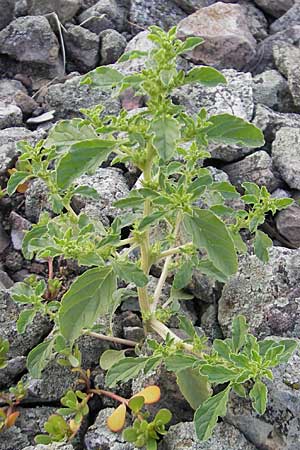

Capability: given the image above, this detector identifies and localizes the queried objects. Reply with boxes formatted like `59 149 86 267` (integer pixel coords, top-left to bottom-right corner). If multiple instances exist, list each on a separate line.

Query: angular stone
0 16 60 65
239 0 268 42
223 150 281 192
27 0 81 23
218 247 300 339
0 79 27 102
24 445 74 450
78 0 126 34
64 25 100 73
273 43 300 108
0 0 14 31
9 212 31 251
254 0 295 18
177 2 256 70
253 104 300 143
252 70 289 111
0 223 10 255
100 29 127 65
271 2 300 34
276 203 300 248
14 91 38 117
272 127 300 190
0 103 23 129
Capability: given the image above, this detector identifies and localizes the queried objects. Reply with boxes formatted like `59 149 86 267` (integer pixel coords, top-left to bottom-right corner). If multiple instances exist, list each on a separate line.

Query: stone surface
100 29 127 65
0 0 14 31
254 0 295 18
224 150 281 192
177 2 256 70
24 445 74 450
160 421 256 450
78 0 126 34
218 246 300 339
272 127 300 190
0 78 27 102
9 212 31 251
239 0 268 42
0 16 60 65
45 75 121 119
253 104 300 143
27 0 81 23
273 43 300 108
0 223 10 255
64 25 100 73
252 70 289 111
14 91 38 117
226 342 300 450
270 2 300 34
0 102 23 129
24 179 51 223
276 203 300 248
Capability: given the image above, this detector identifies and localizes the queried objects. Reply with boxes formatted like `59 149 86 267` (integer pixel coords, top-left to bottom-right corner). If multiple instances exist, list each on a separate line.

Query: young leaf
17 308 36 334
177 37 204 55
59 267 116 343
177 368 212 410
132 386 161 404
45 119 97 151
184 67 227 87
150 116 180 161
22 225 48 259
73 185 100 200
106 357 147 388
7 171 32 195
138 211 165 232
254 230 272 263
200 364 237 384
118 50 148 62
165 354 198 372
194 385 230 441
249 380 267 415
81 66 124 88
173 260 193 289
128 396 144 413
100 349 126 371
232 315 248 352
107 403 127 432
112 260 148 288
27 339 55 378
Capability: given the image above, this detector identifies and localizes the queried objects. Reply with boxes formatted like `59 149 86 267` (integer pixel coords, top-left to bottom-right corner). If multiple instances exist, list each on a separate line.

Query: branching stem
84 331 138 347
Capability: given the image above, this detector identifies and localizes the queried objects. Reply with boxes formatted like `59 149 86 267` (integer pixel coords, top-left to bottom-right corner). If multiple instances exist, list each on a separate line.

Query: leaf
73 185 100 200
150 116 180 161
155 408 172 425
173 260 193 289
232 315 248 352
99 349 126 371
254 230 272 263
138 211 165 232
113 195 145 209
194 386 230 441
178 37 204 55
106 357 147 388
200 364 237 384
27 339 55 378
81 66 124 88
45 119 97 150
17 308 36 334
165 354 198 372
249 380 267 415
184 67 227 87
273 197 294 210
107 403 127 432
183 209 237 276
7 171 32 195
206 114 265 147
59 267 116 343
132 386 161 404
128 396 144 413
112 260 148 287
118 50 148 62
56 139 116 189
177 368 212 410
197 259 228 283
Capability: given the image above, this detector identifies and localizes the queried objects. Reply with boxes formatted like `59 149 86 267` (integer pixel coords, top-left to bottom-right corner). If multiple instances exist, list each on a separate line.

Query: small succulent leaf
249 380 267 415
155 408 172 425
27 338 55 378
100 349 127 371
177 368 212 410
254 230 272 263
123 428 138 442
128 396 144 413
106 357 147 388
107 403 127 432
133 386 161 404
150 116 180 161
184 67 227 87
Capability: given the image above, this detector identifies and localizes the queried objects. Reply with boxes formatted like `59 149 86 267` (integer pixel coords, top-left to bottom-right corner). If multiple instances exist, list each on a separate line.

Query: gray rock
129 0 187 34
273 44 300 108
239 0 268 42
160 421 256 450
252 70 289 111
74 167 129 225
173 0 209 14
272 127 300 190
84 408 134 450
271 2 300 34
24 179 51 223
0 355 26 388
0 103 23 129
173 69 254 120
24 445 74 450
0 16 60 65
45 75 121 119
276 203 300 248
0 79 27 102
0 407 56 450
100 29 127 65
78 0 126 34
14 0 28 17
64 25 100 73
27 0 81 23
224 150 281 192
9 212 31 251
254 0 295 18
14 91 39 117
0 270 14 289
226 342 300 450
253 104 300 143
0 223 10 255
177 2 257 71
218 246 300 339
0 0 14 31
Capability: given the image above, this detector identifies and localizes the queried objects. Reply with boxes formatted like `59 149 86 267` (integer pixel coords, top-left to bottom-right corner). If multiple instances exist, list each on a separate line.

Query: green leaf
128 396 144 413
200 364 237 384
273 198 294 210
165 354 198 372
183 209 237 276
45 119 97 151
206 114 265 147
99 349 126 371
59 267 116 343
232 315 248 352
150 116 180 161
106 357 147 388
155 408 172 425
173 260 193 289
56 139 116 189
197 259 228 283
113 195 145 209
73 185 100 200
249 380 267 414
194 385 230 441
177 368 212 410
22 225 48 259
17 308 36 334
118 50 148 62
184 67 227 87
254 230 272 263
138 211 165 232
112 260 148 287
27 339 55 378
7 171 32 195
81 66 124 88
177 37 204 55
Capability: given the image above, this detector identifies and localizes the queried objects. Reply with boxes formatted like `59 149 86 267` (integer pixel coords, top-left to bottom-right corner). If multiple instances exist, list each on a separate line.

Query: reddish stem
91 388 129 406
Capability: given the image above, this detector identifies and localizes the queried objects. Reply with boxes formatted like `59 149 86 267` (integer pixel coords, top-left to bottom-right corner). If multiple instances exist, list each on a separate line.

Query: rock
100 29 127 65
4 250 24 273
273 43 300 108
84 408 134 450
276 203 300 248
64 25 100 73
254 0 295 18
173 69 254 120
0 79 27 102
177 2 256 71
25 179 51 223
14 91 38 117
272 127 300 190
173 0 208 14
0 407 56 450
252 70 289 111
0 103 23 129
253 104 300 143
239 0 268 42
0 270 14 289
129 0 187 34
24 445 74 450
0 16 60 65
0 223 10 255
73 167 130 226
78 0 126 34
223 150 281 192
9 212 31 251
218 246 300 339
270 2 300 34
27 0 81 23
14 0 29 16
0 0 14 31
226 342 300 450
45 75 121 119
0 355 26 388
160 421 257 450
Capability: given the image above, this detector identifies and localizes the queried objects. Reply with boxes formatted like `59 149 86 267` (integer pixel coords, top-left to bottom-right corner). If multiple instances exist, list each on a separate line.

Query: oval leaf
100 349 126 371
132 385 161 404
27 339 55 378
107 403 127 432
184 67 227 87
177 368 212 410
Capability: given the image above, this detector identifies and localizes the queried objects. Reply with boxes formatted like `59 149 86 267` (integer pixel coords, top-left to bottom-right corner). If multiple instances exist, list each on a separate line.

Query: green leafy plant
0 381 27 431
4 25 297 446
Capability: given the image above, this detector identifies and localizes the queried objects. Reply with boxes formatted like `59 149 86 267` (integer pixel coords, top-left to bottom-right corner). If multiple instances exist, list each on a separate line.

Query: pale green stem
149 318 194 353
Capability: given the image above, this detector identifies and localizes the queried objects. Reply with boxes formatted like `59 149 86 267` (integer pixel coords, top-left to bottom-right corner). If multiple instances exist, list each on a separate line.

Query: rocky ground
1 0 300 449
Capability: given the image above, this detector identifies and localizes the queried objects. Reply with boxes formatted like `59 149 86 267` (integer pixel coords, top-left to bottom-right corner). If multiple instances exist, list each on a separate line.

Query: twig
84 330 138 347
